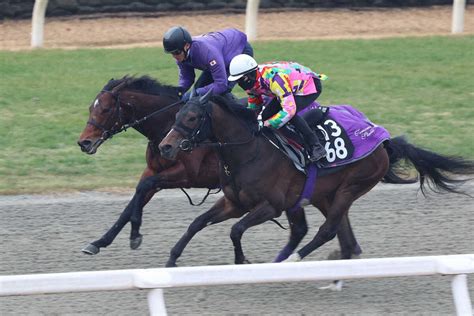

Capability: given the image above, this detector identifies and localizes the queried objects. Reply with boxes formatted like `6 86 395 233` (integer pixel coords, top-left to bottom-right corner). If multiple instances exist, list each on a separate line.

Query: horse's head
78 76 181 155
159 90 214 160
77 78 133 154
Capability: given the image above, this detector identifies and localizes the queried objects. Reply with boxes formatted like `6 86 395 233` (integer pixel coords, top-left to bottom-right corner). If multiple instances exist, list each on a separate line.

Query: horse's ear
189 89 196 99
111 80 128 94
199 88 213 105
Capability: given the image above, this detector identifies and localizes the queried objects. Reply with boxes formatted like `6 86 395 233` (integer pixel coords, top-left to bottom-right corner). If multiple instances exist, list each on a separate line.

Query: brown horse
158 93 474 266
77 76 220 255
78 75 365 263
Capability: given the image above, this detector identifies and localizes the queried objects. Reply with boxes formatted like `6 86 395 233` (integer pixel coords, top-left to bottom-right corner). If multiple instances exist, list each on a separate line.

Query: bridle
172 98 256 152
87 81 183 144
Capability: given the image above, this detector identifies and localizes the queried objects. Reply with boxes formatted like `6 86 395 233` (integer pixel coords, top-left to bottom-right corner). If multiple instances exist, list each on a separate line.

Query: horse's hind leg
320 214 361 291
288 148 389 261
273 207 308 262
166 197 245 267
335 214 362 260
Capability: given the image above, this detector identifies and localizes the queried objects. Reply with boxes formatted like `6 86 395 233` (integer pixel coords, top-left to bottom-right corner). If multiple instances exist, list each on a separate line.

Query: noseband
87 90 129 142
172 105 212 152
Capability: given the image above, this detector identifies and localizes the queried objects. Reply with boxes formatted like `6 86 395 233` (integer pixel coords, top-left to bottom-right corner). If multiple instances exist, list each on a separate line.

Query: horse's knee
230 223 245 243
319 224 338 242
188 217 208 234
291 222 308 240
136 176 159 194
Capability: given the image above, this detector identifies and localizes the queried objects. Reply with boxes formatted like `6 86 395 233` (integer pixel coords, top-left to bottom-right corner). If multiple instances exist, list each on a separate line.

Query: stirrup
308 147 326 163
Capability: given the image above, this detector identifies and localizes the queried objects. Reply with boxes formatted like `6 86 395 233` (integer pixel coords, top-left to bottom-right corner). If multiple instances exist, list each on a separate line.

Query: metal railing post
451 274 472 316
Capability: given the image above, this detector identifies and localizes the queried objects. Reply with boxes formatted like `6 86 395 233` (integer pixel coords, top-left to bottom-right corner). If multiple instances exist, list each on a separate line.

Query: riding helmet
163 26 192 54
228 54 258 81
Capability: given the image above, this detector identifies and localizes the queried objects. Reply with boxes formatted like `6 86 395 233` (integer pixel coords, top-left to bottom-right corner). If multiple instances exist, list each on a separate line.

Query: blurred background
1 1 473 194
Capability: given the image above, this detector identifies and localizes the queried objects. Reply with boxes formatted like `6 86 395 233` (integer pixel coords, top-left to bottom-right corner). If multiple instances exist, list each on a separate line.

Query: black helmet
163 26 192 54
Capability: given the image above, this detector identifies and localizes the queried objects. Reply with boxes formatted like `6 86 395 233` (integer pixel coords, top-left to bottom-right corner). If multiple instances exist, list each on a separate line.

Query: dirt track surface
1 184 473 315
1 6 473 50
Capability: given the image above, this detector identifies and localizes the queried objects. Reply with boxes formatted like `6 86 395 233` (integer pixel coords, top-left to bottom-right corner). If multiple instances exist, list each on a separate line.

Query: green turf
0 35 473 194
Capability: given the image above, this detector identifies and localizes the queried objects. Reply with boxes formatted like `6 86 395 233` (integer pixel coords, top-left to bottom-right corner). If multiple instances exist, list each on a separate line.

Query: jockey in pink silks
228 54 328 163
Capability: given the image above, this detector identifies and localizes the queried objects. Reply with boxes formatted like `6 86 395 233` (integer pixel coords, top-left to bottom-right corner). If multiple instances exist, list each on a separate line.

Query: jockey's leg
293 93 326 162
290 114 326 162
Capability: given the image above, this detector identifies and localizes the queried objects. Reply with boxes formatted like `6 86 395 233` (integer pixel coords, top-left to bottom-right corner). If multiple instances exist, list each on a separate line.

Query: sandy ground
0 184 473 315
1 6 473 50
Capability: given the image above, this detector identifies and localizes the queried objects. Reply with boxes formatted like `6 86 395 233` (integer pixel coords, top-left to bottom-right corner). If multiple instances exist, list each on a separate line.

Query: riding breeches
261 82 322 147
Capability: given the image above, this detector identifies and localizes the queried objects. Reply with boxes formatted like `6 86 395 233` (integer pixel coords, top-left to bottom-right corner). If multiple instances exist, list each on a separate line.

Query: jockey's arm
247 93 263 112
178 62 195 93
195 47 228 95
265 73 297 129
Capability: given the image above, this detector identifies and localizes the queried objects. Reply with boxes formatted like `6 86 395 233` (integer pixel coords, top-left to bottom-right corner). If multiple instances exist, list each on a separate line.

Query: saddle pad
314 104 391 168
263 103 390 171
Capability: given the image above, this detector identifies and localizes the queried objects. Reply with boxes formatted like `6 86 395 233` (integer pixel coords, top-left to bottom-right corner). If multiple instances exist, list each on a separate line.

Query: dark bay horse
78 75 364 262
158 94 474 266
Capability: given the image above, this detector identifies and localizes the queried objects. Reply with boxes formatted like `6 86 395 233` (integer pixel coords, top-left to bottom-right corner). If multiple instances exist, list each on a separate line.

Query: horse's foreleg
128 162 189 251
166 197 243 267
230 201 279 264
82 194 141 255
129 175 161 248
82 175 159 255
294 197 352 261
273 207 308 262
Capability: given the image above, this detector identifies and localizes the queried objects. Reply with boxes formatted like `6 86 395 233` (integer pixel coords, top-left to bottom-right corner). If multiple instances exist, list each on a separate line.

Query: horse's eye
102 108 112 113
189 117 197 122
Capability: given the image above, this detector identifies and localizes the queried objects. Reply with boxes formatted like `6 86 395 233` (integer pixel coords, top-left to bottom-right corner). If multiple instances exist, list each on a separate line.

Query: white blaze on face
93 99 99 108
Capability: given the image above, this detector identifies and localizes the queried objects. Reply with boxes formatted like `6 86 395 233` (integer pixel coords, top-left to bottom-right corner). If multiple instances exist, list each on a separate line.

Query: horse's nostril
161 144 172 153
78 140 92 151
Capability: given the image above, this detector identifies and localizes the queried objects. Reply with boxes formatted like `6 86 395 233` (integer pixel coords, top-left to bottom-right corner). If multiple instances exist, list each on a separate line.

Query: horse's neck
129 93 179 141
211 104 256 164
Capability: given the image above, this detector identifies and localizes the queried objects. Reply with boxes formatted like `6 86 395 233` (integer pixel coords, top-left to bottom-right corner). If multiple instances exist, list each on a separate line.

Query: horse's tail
383 136 474 195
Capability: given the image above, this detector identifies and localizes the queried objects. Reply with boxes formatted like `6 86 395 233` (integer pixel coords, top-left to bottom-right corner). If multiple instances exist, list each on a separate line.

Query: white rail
1 255 473 315
245 0 261 41
31 0 49 48
452 0 466 33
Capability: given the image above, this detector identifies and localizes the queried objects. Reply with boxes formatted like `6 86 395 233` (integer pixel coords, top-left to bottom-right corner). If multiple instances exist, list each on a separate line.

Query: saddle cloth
265 102 391 172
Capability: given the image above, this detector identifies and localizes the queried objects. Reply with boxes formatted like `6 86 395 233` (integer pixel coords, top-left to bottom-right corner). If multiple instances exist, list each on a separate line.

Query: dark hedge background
0 0 466 19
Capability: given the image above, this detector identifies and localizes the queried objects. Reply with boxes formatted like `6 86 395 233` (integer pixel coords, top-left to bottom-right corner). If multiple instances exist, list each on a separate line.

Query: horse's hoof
243 259 252 264
327 249 341 260
318 280 344 291
165 262 177 268
283 253 301 262
82 244 100 255
130 234 143 250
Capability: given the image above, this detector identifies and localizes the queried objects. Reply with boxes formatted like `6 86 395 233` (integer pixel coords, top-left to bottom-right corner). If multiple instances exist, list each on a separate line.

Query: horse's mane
104 75 179 97
210 95 259 134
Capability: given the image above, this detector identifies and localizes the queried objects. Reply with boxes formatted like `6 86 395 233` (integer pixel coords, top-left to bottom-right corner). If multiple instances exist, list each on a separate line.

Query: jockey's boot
308 141 326 163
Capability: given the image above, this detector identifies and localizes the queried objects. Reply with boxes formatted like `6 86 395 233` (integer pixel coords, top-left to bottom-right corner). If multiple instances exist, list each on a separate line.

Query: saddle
262 107 330 173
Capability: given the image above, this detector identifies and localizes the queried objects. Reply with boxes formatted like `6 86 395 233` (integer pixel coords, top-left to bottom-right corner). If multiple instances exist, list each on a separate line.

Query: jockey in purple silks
163 26 254 100
228 54 328 163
